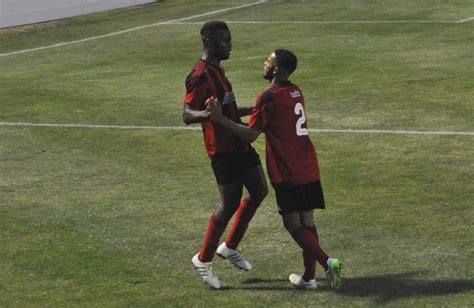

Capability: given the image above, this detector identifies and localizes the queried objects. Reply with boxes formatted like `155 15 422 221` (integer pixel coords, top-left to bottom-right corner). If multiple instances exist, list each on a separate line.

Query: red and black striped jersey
184 59 249 158
249 81 320 185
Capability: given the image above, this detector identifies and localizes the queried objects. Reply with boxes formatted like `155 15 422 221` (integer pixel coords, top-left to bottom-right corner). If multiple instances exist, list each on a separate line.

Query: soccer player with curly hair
208 49 343 290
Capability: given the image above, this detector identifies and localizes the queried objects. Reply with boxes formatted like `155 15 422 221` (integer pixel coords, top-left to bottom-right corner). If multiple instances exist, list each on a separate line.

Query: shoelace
206 265 214 278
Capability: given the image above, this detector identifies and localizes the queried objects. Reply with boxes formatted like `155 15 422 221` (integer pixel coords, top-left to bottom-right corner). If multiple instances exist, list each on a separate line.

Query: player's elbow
246 129 260 143
182 112 192 125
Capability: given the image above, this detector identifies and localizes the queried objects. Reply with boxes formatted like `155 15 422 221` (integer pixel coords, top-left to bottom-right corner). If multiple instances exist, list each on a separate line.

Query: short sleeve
249 91 273 132
184 72 208 109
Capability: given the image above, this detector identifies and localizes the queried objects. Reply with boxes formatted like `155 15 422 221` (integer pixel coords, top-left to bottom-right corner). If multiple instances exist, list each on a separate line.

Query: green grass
1 0 473 306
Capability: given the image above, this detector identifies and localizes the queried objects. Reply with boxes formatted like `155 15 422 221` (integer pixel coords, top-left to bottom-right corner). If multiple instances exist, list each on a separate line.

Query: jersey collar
272 80 292 87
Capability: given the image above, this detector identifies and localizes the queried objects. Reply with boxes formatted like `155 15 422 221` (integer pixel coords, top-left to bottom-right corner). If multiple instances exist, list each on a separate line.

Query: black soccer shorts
211 147 261 185
272 181 326 215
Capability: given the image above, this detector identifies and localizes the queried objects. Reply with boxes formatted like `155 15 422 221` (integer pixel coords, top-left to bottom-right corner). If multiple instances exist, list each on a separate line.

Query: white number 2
294 102 309 136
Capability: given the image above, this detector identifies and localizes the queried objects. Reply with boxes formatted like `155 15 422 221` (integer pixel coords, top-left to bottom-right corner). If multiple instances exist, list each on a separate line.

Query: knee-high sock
302 226 319 281
199 212 228 262
307 225 320 244
290 226 329 271
303 250 316 281
306 225 328 270
225 197 258 249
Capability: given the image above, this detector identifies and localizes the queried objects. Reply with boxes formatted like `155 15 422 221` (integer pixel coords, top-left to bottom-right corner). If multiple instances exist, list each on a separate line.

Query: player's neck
201 52 220 67
272 75 289 84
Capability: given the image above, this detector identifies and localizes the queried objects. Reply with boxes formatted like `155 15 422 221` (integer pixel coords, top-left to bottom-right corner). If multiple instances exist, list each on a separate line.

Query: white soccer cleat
326 258 343 289
289 273 317 290
192 253 221 289
216 242 252 271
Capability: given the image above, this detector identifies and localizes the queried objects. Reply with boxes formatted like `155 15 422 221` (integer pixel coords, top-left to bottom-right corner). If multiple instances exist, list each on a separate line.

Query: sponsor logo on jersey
290 90 301 98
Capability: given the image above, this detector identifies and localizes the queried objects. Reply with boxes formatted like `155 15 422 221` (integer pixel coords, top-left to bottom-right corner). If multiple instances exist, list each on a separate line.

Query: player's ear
208 38 217 53
273 66 279 75
203 37 213 49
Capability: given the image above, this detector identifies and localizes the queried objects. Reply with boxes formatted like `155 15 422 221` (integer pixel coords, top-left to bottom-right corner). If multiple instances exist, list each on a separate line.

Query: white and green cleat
326 258 343 289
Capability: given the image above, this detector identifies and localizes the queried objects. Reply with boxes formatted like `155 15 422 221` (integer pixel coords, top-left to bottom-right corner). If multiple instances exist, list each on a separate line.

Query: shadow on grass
239 273 474 302
336 272 473 304
238 278 293 291
243 278 288 284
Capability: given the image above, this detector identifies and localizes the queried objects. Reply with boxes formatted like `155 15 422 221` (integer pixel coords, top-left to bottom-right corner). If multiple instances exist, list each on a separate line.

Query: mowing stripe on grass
2 2 472 58
1 122 473 136
0 0 268 58
174 20 465 25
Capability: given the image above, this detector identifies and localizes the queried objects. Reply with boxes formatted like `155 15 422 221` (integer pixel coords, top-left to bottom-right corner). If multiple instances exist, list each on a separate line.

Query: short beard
218 53 230 60
263 70 274 81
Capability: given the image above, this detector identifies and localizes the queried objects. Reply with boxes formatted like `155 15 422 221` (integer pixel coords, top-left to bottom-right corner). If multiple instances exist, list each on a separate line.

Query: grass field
1 0 473 306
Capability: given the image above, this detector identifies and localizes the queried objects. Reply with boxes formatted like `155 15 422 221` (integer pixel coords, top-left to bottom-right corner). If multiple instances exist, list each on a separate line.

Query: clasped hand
206 96 223 122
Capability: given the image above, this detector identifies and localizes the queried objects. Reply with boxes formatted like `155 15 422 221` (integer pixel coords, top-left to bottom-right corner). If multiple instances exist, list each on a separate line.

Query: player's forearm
216 116 260 143
183 108 211 125
238 107 253 117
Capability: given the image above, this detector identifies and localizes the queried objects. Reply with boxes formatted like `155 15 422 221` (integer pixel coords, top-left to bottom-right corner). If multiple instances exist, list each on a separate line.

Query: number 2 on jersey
294 102 309 136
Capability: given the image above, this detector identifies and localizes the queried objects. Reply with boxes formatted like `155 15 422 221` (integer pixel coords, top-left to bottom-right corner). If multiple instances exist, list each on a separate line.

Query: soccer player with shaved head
208 49 343 290
183 21 268 289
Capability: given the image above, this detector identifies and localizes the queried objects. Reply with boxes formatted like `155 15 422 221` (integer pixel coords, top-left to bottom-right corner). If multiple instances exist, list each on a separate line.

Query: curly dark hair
275 49 298 75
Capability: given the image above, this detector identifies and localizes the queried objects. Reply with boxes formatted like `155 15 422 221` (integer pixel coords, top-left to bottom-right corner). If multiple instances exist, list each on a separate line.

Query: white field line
458 16 474 23
313 128 474 136
0 0 268 57
0 122 201 131
1 122 473 136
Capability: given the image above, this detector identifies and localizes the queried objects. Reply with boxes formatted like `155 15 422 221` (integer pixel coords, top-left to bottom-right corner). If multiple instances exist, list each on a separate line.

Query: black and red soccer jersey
249 81 320 185
184 59 249 158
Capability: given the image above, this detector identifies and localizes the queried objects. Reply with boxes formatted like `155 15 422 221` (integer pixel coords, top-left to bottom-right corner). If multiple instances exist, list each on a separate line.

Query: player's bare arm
182 103 211 125
207 97 260 143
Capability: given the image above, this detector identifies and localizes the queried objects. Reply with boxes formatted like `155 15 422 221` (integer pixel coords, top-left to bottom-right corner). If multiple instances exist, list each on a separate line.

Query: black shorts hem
273 181 325 215
211 147 261 185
